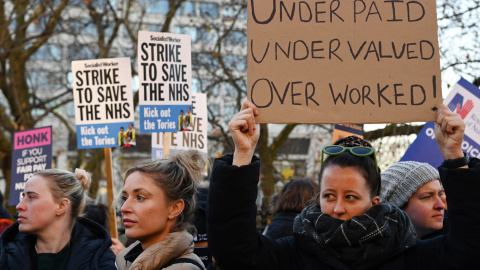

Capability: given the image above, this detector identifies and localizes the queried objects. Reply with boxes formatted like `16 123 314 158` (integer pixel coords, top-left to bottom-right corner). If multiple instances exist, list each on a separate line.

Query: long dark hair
274 178 319 214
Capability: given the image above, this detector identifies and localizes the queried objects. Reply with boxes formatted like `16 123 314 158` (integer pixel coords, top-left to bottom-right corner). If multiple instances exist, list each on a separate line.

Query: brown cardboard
247 0 442 124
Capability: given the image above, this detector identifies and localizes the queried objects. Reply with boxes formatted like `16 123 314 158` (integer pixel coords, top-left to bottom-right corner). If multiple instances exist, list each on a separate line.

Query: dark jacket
0 208 13 236
207 154 480 270
263 211 298 240
0 217 116 270
0 208 11 220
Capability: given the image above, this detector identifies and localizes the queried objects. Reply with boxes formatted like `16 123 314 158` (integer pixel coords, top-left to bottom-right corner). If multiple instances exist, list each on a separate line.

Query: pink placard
14 127 52 150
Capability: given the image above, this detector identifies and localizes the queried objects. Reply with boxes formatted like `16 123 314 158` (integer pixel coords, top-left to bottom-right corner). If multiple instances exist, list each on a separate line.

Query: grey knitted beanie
381 161 440 208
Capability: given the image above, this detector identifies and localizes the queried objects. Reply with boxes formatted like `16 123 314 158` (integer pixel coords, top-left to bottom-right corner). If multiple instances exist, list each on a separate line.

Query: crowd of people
0 100 479 269
178 107 194 131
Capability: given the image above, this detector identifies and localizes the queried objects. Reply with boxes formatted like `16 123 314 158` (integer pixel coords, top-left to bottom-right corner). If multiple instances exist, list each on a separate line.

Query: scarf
120 230 198 270
293 203 416 270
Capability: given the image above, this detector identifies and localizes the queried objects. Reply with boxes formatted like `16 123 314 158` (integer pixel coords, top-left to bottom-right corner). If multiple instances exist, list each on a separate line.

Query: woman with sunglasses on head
0 169 116 270
116 150 206 270
207 100 480 270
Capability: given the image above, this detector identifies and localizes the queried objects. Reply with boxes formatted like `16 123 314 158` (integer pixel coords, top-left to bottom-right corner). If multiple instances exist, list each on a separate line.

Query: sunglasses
321 145 378 172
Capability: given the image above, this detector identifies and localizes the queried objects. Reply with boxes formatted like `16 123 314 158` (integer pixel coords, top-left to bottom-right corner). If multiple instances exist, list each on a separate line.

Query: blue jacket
0 217 116 270
208 155 480 270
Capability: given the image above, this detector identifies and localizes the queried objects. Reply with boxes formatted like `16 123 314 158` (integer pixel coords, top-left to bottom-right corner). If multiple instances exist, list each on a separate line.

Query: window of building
28 71 64 88
67 101 76 116
31 44 62 61
68 44 99 60
192 78 200 93
224 30 247 45
147 23 164 32
223 83 241 97
177 1 196 16
224 105 237 122
192 53 219 69
197 27 218 43
222 4 247 21
192 78 220 96
174 26 198 41
224 55 246 71
69 20 97 36
147 0 169 14
208 104 220 118
199 2 219 18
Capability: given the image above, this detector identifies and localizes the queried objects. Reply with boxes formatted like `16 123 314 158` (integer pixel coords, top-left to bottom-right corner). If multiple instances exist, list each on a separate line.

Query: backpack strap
162 258 206 270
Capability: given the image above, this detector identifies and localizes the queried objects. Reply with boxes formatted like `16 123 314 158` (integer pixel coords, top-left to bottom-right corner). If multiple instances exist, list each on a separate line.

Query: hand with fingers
434 103 465 160
229 100 260 166
110 238 125 256
455 99 474 119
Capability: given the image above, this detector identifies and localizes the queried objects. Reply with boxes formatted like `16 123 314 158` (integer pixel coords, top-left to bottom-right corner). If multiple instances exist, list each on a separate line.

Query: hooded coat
0 217 116 269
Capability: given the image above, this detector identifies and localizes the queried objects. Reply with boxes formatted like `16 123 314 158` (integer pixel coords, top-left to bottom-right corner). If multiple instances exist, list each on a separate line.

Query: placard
248 0 442 124
152 93 208 158
401 78 480 167
332 124 364 143
72 58 135 149
138 31 192 133
8 127 52 206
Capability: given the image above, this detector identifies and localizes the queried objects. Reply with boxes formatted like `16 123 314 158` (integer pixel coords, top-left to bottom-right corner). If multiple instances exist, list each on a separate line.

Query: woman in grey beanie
381 161 447 239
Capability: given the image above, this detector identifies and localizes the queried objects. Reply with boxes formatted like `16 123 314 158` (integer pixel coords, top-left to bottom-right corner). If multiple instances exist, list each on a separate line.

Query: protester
184 107 193 130
207 100 480 270
82 202 126 256
118 127 126 146
192 187 213 268
125 123 135 145
179 110 185 131
116 150 207 270
381 161 449 239
0 190 13 235
83 203 110 230
0 168 116 269
262 178 318 240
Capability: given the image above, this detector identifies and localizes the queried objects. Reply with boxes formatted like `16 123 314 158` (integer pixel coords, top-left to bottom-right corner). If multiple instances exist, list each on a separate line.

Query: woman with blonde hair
0 168 116 269
116 150 207 270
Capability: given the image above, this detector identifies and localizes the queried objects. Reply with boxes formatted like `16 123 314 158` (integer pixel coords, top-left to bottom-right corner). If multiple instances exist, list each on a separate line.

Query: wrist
233 149 254 166
442 147 464 159
442 152 470 169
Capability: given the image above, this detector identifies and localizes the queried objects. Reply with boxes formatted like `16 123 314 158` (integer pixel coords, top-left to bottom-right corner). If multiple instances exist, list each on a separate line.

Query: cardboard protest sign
138 31 193 133
8 127 52 206
332 124 364 143
401 78 480 167
152 93 207 158
248 0 442 124
72 58 135 149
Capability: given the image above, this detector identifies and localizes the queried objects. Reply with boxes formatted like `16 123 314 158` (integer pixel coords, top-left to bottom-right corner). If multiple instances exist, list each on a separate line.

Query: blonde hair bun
75 168 92 190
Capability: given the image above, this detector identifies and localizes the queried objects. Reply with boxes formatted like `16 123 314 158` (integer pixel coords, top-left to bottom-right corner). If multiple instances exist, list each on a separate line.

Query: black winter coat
0 217 116 270
207 155 480 270
263 212 298 240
